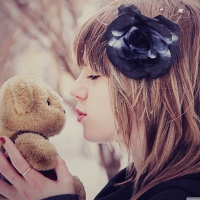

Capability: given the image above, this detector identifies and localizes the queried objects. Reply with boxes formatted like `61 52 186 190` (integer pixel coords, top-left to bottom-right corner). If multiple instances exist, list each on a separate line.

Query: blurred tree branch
98 144 122 180
0 0 77 78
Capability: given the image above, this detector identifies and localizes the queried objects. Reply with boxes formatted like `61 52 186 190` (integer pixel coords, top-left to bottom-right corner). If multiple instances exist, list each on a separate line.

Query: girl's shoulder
140 172 200 200
95 168 200 200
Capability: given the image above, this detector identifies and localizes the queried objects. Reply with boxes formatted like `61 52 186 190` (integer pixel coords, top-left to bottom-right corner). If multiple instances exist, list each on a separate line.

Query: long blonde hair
73 0 200 199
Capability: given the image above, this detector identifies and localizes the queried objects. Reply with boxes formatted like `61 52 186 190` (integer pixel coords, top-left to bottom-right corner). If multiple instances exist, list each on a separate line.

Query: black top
94 168 200 200
94 168 133 200
42 194 79 200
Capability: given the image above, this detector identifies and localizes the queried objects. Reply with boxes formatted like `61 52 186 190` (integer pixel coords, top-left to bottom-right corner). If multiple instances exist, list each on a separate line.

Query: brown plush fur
0 75 66 170
0 75 86 200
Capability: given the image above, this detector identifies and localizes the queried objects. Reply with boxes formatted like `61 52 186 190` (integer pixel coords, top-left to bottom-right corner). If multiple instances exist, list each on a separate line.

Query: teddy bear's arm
72 176 86 200
15 133 57 171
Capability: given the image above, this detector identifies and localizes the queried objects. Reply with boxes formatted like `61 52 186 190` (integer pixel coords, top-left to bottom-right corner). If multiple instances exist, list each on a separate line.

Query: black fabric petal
118 4 141 16
155 15 180 39
168 42 180 66
114 37 132 59
152 36 168 53
145 51 171 78
143 20 173 40
134 13 154 23
106 45 147 79
104 14 135 35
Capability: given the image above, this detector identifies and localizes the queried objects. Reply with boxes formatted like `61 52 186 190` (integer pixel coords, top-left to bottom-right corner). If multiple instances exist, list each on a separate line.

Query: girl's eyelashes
87 75 100 80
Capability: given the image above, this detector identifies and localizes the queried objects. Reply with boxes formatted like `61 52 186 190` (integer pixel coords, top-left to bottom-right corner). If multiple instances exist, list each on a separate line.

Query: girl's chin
83 132 113 143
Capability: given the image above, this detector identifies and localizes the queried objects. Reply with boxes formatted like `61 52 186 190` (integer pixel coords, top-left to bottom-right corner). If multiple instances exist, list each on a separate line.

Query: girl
1 0 200 199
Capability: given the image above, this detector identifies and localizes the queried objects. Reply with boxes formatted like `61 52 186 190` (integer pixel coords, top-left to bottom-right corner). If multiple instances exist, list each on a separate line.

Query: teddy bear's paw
72 175 86 200
15 133 57 171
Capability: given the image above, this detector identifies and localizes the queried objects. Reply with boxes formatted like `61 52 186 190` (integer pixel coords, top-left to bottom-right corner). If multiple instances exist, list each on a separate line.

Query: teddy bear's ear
10 78 34 115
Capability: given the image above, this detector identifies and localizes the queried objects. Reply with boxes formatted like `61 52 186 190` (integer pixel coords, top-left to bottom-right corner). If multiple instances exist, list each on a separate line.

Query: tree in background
0 0 122 181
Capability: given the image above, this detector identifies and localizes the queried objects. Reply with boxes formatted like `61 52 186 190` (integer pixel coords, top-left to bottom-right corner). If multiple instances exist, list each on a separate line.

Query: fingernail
3 153 8 159
0 137 6 145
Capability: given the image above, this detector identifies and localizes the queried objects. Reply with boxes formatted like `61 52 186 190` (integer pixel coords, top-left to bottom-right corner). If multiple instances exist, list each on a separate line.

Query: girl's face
70 65 115 142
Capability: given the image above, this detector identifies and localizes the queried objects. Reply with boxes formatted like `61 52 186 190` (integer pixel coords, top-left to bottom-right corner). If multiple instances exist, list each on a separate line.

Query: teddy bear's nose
63 110 65 114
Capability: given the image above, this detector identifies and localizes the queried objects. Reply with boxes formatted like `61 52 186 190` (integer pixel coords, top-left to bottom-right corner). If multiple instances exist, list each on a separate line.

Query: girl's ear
10 78 34 115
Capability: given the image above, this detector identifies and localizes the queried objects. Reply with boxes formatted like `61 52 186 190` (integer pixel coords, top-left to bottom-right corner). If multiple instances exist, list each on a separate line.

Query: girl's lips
76 109 87 122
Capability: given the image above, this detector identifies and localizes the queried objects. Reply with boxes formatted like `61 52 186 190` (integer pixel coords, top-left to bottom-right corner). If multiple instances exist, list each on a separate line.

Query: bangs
72 6 117 76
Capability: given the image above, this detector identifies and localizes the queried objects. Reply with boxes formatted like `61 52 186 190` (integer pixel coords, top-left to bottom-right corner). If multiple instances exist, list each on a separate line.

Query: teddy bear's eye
47 99 51 106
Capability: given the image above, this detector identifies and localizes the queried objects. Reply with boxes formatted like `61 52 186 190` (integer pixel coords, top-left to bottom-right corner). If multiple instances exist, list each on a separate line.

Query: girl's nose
70 80 88 101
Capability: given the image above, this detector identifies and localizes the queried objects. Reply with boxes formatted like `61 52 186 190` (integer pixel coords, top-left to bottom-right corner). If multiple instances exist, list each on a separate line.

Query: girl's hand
0 136 75 200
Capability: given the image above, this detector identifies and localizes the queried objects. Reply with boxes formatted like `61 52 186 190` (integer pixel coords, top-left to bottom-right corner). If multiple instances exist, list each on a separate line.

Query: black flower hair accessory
104 4 180 79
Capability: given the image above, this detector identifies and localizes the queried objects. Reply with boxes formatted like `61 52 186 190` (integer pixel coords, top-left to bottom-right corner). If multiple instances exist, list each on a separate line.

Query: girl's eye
87 75 100 80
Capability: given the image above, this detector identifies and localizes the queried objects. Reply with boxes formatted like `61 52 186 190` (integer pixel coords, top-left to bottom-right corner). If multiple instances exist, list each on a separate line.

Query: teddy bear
0 75 86 200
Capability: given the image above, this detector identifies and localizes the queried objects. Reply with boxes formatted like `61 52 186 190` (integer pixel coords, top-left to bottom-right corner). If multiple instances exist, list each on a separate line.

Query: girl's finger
0 137 50 196
54 155 75 194
0 151 24 188
0 137 30 175
0 179 15 199
54 155 72 183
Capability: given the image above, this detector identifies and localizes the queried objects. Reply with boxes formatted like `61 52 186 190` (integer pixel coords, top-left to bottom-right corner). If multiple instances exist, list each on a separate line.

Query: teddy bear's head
0 75 66 139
